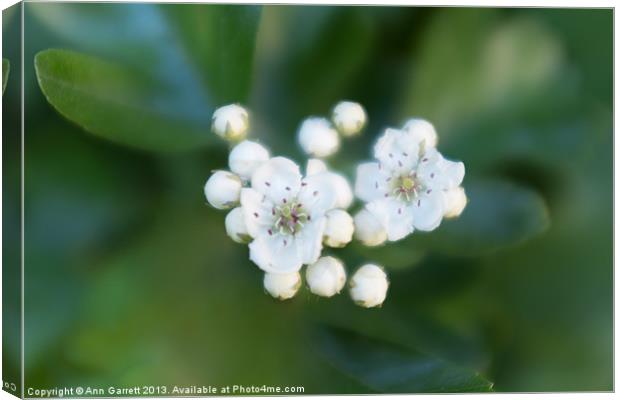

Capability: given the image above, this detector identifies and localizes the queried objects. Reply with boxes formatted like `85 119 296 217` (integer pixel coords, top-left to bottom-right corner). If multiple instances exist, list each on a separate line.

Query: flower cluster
204 102 466 308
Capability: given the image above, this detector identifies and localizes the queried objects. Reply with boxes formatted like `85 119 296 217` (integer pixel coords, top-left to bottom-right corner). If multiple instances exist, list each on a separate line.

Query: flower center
392 173 423 202
272 201 308 235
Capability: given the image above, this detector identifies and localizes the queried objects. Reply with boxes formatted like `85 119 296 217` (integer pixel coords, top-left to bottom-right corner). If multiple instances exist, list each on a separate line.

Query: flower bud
225 207 251 243
264 272 302 300
228 140 270 180
324 209 354 248
402 118 438 148
353 208 387 246
349 264 389 308
443 187 467 218
332 101 366 137
306 256 346 297
212 104 249 141
306 158 328 176
297 117 340 158
204 170 242 210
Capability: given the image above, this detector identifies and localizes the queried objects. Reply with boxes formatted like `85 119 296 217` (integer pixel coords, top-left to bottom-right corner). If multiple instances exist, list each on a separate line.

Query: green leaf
35 49 212 152
411 180 550 256
2 58 9 94
315 326 493 393
163 4 261 103
29 3 261 151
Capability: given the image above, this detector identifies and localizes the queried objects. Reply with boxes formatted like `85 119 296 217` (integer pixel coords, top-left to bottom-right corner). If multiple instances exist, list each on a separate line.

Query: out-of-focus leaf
34 49 211 152
315 326 493 393
29 3 261 151
164 5 261 103
409 180 550 256
2 58 9 94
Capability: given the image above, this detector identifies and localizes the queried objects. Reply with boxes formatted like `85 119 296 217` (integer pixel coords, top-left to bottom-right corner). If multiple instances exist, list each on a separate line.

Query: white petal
349 264 389 308
332 101 366 137
402 118 438 148
212 104 249 141
410 191 444 231
296 217 327 265
417 147 465 190
225 207 251 243
240 188 274 238
249 233 302 273
297 173 337 218
367 198 414 242
204 170 242 210
354 162 388 203
327 172 354 209
374 128 419 173
251 157 302 204
306 256 347 297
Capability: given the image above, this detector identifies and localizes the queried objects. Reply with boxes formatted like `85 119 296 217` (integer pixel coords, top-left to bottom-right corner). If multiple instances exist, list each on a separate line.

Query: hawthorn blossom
297 117 340 158
212 104 249 141
240 157 338 273
355 122 465 242
350 264 389 308
332 101 367 137
306 256 347 297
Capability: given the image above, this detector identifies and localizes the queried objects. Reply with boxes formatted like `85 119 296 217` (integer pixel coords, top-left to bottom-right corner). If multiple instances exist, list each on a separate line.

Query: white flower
323 209 354 248
263 271 301 300
306 159 353 209
225 207 251 243
240 157 338 273
297 117 340 158
349 264 389 308
402 118 438 148
443 186 467 218
212 104 249 141
228 140 270 180
204 170 242 210
332 101 367 137
306 256 346 297
353 208 387 246
355 126 465 242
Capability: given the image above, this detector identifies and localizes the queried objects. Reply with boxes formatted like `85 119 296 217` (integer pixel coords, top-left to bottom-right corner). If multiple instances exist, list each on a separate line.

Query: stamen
253 212 259 218
265 181 271 187
285 186 291 191
268 229 273 236
313 191 318 196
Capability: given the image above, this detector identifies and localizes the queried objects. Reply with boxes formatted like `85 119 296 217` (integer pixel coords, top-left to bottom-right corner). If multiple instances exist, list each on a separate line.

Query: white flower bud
350 264 389 308
402 118 438 148
225 207 251 243
264 271 301 300
306 256 347 297
204 170 242 210
443 187 467 218
324 209 354 248
329 173 354 209
332 101 366 137
306 158 328 176
353 208 387 246
212 104 249 141
228 140 270 180
297 117 340 158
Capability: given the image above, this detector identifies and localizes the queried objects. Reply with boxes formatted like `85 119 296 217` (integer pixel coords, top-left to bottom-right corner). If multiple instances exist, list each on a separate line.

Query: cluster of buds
204 101 466 308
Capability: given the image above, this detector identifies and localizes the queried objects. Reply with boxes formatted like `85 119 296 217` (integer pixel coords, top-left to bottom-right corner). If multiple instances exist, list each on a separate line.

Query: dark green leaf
29 3 261 151
2 58 9 94
315 326 493 393
411 179 550 256
35 49 212 152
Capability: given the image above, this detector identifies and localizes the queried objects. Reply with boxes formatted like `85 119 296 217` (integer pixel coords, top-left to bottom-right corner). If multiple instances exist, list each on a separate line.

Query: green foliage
316 326 493 393
35 49 211 152
31 3 262 152
2 58 8 94
10 3 612 393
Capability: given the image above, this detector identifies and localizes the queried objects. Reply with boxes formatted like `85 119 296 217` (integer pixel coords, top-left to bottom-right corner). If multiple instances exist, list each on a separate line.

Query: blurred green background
2 3 612 393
